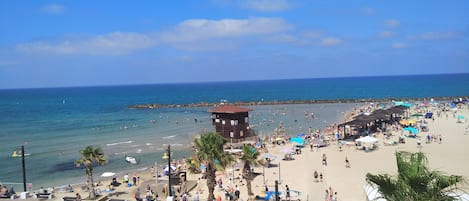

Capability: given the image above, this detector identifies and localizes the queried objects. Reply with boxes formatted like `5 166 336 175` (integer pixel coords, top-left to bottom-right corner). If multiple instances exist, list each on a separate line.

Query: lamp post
21 145 27 192
162 145 172 200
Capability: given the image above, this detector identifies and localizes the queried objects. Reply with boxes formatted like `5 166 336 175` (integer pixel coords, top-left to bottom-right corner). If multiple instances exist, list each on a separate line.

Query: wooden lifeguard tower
208 105 255 141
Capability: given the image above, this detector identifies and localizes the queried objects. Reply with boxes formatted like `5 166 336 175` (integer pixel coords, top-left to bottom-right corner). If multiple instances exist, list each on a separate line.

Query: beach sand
44 105 469 201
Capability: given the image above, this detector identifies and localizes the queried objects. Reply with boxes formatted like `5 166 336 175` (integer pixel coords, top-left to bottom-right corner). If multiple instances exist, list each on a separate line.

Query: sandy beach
21 102 469 201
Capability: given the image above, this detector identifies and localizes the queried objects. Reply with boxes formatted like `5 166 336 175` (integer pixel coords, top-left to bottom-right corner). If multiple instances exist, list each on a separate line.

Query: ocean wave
145 143 153 146
114 151 129 155
130 144 141 148
162 135 177 139
106 140 132 146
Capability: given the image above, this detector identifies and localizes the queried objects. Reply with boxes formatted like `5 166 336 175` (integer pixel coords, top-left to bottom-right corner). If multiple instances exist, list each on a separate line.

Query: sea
0 73 468 190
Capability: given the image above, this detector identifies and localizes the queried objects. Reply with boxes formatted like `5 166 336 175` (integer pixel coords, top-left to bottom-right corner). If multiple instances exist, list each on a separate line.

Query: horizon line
1 72 468 90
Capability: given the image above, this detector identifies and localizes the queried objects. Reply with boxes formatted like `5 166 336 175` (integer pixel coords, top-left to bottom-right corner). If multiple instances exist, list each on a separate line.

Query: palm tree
239 144 264 196
75 146 107 199
366 151 464 201
191 132 234 201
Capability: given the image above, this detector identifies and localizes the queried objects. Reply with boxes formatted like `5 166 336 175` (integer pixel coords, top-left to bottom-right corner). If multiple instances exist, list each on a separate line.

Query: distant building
208 105 255 140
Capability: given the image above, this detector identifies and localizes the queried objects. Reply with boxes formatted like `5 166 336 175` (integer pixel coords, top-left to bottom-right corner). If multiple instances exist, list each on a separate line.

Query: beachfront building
208 105 256 141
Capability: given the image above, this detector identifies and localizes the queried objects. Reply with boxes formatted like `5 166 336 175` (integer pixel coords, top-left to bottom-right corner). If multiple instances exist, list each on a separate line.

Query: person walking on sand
320 172 323 182
133 174 137 186
322 154 327 166
314 170 319 182
345 157 351 168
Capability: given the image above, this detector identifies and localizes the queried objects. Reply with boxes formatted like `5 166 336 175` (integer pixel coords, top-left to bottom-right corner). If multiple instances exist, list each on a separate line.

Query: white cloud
379 31 395 38
15 17 292 54
392 42 407 48
409 31 462 40
265 34 297 43
158 17 292 43
40 3 65 14
320 37 342 46
384 19 400 28
17 32 155 55
240 0 291 12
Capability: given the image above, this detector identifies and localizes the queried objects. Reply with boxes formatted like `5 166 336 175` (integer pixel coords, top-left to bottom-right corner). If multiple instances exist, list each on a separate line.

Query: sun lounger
34 192 54 199
62 196 77 201
0 193 17 199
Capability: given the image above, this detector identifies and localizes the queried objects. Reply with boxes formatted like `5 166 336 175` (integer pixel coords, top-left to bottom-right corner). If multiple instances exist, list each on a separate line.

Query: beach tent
364 183 387 201
290 137 304 145
355 136 379 144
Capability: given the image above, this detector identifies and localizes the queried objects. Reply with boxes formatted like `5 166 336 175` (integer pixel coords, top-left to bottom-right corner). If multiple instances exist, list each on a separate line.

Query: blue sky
0 0 468 89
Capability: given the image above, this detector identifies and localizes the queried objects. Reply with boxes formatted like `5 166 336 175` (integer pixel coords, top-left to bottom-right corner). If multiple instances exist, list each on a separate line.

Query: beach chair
62 196 77 201
34 192 54 199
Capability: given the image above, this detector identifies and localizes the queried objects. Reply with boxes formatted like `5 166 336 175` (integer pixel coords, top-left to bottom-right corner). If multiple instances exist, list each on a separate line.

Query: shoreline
127 96 467 109
19 100 469 201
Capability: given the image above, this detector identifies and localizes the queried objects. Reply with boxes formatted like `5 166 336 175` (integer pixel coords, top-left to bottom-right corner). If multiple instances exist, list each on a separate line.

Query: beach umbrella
164 165 177 172
290 137 304 145
399 120 409 125
457 115 465 119
101 172 116 178
280 147 294 153
403 127 419 134
411 113 424 117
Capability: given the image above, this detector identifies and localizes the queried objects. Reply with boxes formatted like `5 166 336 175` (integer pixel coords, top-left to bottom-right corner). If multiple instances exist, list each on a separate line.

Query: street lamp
162 145 172 200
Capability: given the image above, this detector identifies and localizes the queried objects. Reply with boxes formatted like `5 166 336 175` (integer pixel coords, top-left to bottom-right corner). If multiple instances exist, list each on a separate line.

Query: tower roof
208 105 253 114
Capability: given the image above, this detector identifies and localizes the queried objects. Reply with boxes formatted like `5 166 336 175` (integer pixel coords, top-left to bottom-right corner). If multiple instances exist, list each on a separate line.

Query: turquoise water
0 73 468 189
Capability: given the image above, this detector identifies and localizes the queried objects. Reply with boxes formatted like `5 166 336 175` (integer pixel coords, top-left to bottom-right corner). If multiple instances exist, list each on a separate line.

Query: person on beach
134 188 141 201
332 192 337 201
124 173 129 183
285 185 290 201
320 172 323 182
345 157 351 168
322 154 327 166
133 174 137 186
325 190 329 201
146 184 151 192
75 193 81 201
314 170 319 182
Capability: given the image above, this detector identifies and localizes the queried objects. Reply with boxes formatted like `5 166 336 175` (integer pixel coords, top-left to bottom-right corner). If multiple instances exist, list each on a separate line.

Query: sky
0 0 468 89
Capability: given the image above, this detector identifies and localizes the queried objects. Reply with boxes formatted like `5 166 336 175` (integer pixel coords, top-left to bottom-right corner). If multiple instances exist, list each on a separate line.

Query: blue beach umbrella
290 137 304 145
458 115 465 119
404 127 419 134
